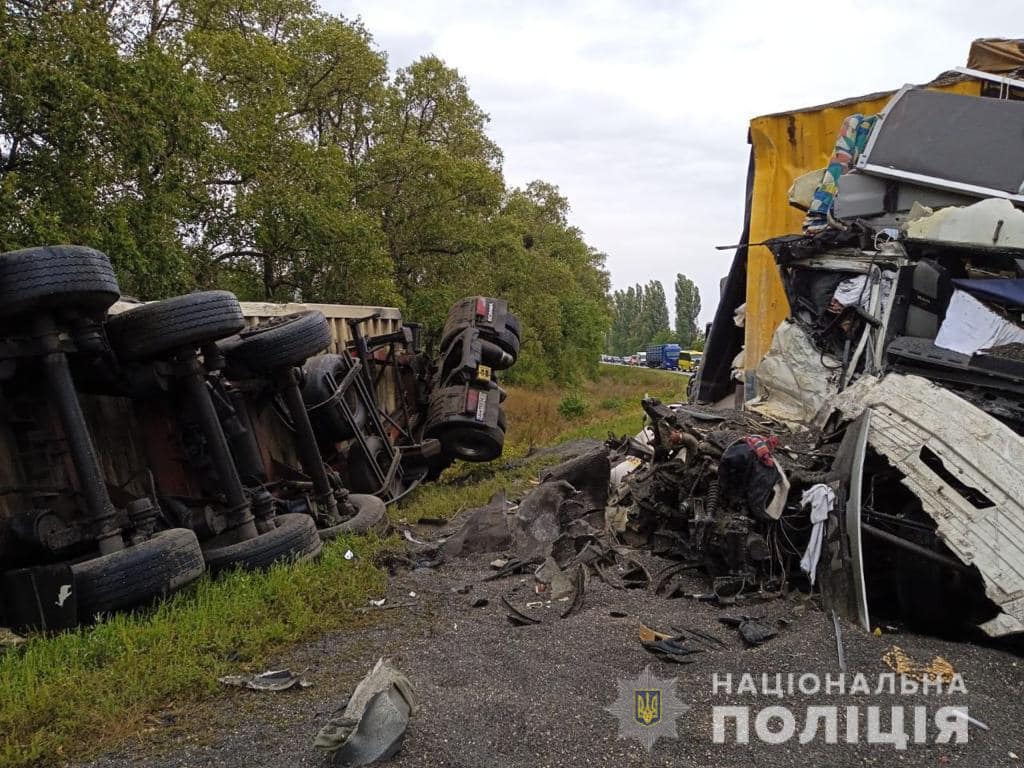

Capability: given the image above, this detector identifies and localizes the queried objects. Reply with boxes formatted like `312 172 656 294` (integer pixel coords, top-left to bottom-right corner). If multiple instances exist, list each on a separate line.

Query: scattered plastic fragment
639 622 672 643
0 628 26 647
671 625 728 649
314 658 415 766
949 708 989 732
719 615 778 647
831 610 847 672
402 530 430 546
219 668 311 692
559 565 585 619
638 622 703 664
484 557 540 582
502 595 541 626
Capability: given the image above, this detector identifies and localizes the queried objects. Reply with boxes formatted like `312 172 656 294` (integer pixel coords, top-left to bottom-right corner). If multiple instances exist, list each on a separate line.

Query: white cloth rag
799 484 835 585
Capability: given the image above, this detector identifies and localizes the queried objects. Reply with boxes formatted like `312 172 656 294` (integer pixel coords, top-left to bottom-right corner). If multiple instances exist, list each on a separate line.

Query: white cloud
328 0 1023 324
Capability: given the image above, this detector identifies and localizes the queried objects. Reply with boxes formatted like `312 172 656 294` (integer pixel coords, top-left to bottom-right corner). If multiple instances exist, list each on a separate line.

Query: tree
487 181 610 383
674 273 701 348
0 0 613 383
183 0 396 305
639 280 670 344
0 1 214 297
608 285 640 355
359 54 504 323
607 280 672 354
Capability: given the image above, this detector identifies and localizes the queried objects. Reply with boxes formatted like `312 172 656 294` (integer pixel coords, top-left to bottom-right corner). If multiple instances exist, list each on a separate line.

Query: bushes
557 391 589 420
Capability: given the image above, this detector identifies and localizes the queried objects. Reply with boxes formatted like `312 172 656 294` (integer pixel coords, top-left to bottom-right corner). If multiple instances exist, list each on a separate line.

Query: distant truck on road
645 343 680 370
678 349 702 372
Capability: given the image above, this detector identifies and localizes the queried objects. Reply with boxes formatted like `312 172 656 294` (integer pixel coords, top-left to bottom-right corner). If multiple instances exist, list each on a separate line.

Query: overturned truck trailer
0 250 519 631
695 38 1024 639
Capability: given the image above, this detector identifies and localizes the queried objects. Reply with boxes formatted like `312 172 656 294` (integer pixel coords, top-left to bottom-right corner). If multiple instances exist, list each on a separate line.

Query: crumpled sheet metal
829 373 1024 637
538 446 611 513
440 451 614 564
511 480 585 560
314 658 416 766
609 457 643 489
439 490 511 558
748 320 840 427
534 556 576 599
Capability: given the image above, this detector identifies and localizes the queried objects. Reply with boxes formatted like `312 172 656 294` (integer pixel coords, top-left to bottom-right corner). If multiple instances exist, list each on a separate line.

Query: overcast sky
328 0 1019 325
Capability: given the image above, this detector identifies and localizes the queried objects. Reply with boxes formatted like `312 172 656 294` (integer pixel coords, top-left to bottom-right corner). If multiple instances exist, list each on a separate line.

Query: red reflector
475 296 487 317
465 388 480 414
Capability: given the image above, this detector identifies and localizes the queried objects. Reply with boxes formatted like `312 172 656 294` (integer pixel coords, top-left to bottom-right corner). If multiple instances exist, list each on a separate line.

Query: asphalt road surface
82 546 1024 768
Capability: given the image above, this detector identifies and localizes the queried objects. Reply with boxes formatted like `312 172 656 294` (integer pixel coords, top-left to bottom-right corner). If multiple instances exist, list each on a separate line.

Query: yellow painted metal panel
742 80 982 374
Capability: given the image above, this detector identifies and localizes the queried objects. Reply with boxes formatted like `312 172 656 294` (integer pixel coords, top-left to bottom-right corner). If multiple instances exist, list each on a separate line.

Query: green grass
398 366 683 524
0 537 387 767
0 365 674 767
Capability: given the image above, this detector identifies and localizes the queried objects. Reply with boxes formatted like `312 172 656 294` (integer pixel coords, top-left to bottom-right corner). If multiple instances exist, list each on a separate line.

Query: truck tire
346 435 393 494
440 297 514 345
439 296 488 340
318 494 388 540
201 513 322 573
505 312 521 339
0 245 120 318
73 528 205 618
441 323 518 363
424 383 503 430
478 338 515 371
438 329 514 379
430 421 504 462
491 328 519 360
226 311 332 373
424 383 506 462
106 291 245 361
302 354 368 442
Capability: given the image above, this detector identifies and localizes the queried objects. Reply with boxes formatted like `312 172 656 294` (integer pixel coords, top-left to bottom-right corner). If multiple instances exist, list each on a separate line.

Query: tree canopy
0 0 610 383
673 272 701 348
606 280 671 355
606 275 703 354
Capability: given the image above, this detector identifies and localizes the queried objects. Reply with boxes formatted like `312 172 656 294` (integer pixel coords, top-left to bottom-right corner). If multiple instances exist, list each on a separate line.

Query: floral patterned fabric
803 113 878 233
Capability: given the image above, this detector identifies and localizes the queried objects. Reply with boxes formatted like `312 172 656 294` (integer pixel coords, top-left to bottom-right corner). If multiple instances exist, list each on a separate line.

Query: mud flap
1 562 77 632
819 411 871 632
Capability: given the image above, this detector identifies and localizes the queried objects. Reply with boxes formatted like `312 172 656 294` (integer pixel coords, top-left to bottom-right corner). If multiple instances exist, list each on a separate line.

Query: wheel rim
450 428 499 459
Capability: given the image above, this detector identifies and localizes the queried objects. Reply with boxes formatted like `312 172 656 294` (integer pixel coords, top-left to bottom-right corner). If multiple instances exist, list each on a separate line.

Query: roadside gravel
81 544 1024 768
